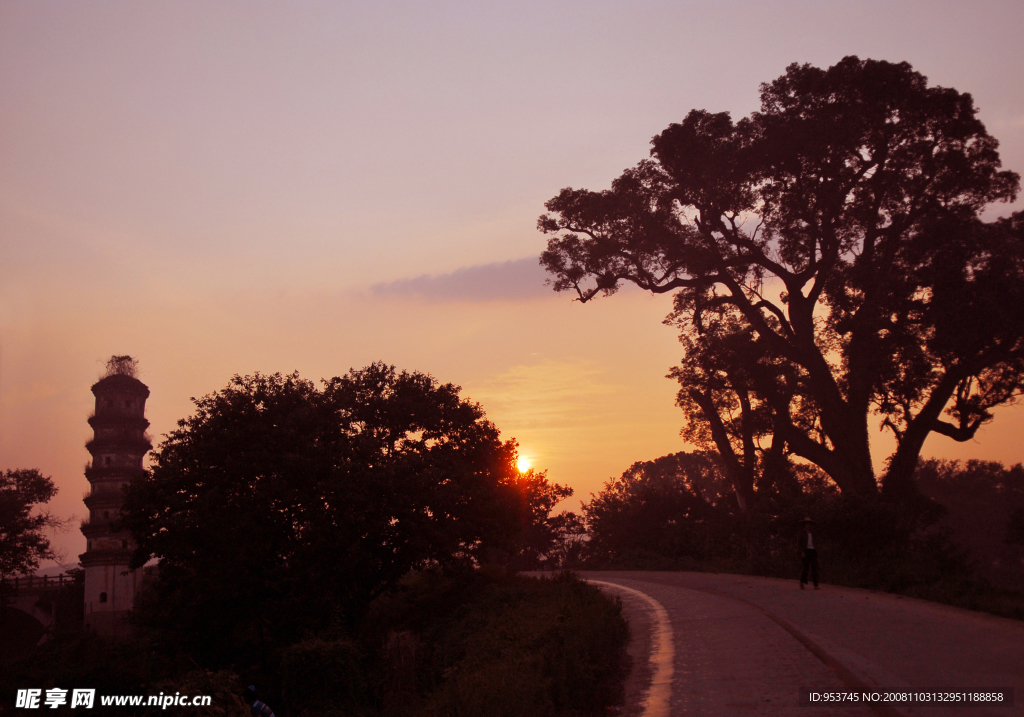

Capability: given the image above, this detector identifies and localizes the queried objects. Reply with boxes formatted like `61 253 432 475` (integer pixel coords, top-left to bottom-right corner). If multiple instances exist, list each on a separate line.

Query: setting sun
517 456 531 473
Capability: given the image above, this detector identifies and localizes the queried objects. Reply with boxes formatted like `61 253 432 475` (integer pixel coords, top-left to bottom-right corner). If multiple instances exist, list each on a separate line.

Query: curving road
581 571 1022 717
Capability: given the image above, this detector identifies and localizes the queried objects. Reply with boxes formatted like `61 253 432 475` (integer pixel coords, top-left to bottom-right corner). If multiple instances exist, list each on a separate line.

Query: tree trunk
689 389 755 510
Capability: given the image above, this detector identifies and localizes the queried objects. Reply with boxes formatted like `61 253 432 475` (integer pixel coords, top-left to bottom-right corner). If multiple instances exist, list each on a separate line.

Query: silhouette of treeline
1 364 628 716
915 460 1024 591
569 450 1024 618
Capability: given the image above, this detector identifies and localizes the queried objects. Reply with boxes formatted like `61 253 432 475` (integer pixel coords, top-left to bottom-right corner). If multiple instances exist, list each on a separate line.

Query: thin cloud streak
369 257 554 303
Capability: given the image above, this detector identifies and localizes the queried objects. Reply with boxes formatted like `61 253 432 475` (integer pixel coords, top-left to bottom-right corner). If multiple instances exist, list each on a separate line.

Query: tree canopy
539 56 1023 504
120 364 569 661
582 452 731 564
0 469 64 579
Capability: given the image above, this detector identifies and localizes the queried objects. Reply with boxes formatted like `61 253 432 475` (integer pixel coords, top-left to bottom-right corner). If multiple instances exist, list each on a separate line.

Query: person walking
799 518 820 590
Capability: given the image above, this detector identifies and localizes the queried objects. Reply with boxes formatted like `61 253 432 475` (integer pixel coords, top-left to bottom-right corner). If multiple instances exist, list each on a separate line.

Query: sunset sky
2 0 1023 567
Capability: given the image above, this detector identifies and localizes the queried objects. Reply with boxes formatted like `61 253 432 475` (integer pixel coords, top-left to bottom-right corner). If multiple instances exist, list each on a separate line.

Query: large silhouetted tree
120 364 567 662
539 57 1023 504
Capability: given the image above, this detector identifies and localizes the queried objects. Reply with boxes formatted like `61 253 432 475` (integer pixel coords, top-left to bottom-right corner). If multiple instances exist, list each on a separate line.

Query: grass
0 570 630 717
363 569 631 717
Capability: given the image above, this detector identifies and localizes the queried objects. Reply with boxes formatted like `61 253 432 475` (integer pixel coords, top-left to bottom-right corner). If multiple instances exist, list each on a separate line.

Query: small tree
505 467 573 568
103 355 139 379
0 469 67 580
583 452 731 564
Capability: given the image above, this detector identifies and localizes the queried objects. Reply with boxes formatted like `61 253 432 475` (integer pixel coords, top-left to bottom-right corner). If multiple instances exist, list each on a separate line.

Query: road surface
580 571 1022 717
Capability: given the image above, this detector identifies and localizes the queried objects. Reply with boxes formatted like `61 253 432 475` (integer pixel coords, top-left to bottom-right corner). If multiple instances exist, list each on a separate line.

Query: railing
0 573 80 593
80 517 124 532
83 483 126 499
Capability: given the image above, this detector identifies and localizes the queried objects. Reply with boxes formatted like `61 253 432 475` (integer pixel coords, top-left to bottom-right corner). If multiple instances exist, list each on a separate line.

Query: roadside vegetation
1 570 628 717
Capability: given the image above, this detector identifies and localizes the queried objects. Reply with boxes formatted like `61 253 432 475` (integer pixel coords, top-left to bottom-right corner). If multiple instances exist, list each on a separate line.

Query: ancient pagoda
79 355 152 637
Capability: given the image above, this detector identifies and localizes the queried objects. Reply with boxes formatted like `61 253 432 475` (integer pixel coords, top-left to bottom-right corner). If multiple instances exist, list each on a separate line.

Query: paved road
580 571 1022 717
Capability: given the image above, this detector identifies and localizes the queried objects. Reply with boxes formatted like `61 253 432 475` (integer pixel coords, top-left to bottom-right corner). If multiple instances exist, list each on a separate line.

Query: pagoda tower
79 356 152 637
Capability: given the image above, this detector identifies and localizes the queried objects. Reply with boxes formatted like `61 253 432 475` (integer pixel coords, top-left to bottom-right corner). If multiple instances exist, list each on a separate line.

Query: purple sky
2 0 1022 567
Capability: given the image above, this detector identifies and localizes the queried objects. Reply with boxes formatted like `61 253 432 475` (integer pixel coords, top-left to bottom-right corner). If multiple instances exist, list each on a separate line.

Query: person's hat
800 517 815 523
